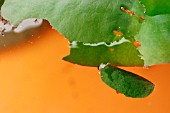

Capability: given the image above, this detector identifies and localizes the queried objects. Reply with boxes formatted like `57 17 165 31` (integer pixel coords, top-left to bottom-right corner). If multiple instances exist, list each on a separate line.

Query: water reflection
0 18 49 49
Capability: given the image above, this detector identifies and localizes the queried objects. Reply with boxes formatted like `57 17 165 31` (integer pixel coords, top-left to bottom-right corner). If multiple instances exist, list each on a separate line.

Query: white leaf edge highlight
70 37 130 48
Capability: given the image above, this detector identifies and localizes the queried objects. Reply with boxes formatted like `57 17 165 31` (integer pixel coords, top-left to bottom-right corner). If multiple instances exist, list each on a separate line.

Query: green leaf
0 0 4 8
63 38 144 66
135 15 170 66
100 65 154 98
1 0 170 66
1 0 145 43
140 0 170 16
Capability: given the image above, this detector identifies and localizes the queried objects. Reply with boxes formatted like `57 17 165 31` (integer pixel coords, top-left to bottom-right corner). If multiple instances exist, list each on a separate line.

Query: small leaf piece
100 65 154 98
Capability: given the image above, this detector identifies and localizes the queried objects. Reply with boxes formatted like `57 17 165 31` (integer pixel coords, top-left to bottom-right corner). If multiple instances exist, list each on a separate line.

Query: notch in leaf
100 65 154 98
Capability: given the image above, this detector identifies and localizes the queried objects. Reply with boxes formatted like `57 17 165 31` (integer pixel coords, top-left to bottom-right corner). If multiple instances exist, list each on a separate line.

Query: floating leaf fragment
100 65 154 98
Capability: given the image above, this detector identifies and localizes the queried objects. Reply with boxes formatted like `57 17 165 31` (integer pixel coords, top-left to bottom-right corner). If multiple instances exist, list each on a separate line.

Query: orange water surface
0 24 170 113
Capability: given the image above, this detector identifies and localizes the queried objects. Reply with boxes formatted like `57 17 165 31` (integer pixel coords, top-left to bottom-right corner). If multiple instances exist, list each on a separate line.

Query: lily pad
1 0 145 43
1 0 170 66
